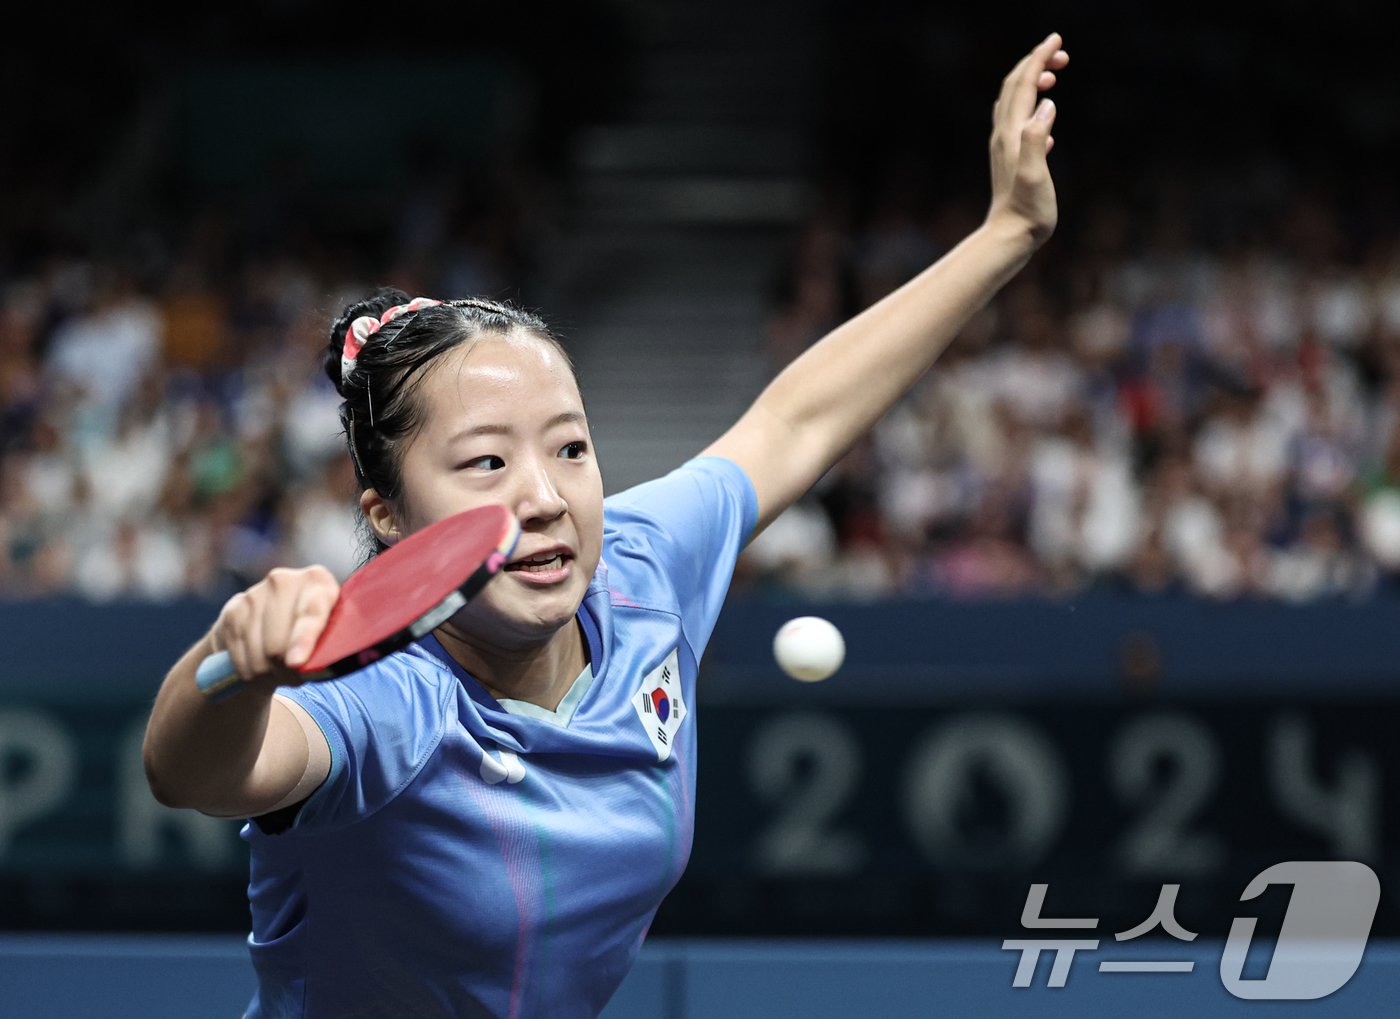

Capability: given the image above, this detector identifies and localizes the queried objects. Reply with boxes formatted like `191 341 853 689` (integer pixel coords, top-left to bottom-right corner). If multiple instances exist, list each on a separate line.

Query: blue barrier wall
1 935 1396 1018
3 596 1398 938
6 592 1400 697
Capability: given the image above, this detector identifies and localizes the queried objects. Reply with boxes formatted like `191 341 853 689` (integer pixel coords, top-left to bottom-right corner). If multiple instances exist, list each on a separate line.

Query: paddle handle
195 650 245 703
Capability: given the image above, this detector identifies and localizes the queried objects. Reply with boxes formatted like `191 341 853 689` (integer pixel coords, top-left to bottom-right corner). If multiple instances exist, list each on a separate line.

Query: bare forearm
715 218 1038 528
708 35 1066 532
143 566 337 816
142 631 279 812
770 220 1032 455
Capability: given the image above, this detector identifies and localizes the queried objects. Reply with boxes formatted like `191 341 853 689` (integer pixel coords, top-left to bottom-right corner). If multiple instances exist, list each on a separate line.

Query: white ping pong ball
773 616 845 682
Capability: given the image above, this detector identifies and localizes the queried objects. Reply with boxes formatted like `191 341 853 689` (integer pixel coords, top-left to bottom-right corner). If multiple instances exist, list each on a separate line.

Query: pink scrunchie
340 297 443 382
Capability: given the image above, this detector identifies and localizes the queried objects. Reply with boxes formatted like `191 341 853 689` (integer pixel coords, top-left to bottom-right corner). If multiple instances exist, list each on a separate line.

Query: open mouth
505 549 573 576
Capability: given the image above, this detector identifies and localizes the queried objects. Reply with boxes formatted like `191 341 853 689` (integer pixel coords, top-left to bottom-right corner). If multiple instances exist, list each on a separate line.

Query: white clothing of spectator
1308 268 1371 349
1161 491 1229 595
990 341 1085 430
78 412 173 520
739 498 839 598
44 287 162 430
1360 487 1400 571
70 517 187 602
1270 512 1372 602
1028 428 1140 576
287 478 363 582
1193 400 1290 494
280 375 347 476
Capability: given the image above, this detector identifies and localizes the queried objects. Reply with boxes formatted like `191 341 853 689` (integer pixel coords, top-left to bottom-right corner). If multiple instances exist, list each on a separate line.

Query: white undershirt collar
495 664 595 727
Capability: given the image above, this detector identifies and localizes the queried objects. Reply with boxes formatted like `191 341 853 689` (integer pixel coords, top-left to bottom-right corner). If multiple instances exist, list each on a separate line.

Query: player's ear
360 488 402 546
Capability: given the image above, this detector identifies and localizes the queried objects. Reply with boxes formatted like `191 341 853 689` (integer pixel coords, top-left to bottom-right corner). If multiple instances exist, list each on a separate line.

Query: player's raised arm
142 566 337 818
703 32 1068 533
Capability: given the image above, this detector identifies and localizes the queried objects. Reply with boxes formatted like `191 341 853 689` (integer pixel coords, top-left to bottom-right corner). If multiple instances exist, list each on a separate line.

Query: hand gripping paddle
196 504 520 702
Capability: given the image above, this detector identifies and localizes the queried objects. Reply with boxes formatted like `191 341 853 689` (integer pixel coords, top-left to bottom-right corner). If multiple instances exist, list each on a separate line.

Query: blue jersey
241 456 758 1019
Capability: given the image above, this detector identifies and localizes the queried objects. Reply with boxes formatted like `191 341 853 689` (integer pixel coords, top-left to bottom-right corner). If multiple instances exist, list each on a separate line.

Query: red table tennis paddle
196 504 520 702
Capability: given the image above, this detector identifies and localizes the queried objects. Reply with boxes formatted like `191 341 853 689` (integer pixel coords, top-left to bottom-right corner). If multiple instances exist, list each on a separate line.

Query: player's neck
435 616 589 711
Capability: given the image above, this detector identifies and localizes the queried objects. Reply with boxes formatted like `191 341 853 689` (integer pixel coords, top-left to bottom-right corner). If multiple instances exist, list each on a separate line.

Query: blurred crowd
741 166 1400 602
0 164 545 602
5 148 1400 605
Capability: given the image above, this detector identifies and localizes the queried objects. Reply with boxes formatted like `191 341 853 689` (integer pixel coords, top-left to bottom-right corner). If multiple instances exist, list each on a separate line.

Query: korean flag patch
633 648 685 761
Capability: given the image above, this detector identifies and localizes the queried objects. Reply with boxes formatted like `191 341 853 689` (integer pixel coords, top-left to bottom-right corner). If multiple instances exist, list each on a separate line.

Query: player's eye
459 455 505 471
558 441 587 460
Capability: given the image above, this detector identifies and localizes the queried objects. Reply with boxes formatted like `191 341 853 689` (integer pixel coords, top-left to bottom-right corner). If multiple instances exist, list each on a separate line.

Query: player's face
388 331 604 647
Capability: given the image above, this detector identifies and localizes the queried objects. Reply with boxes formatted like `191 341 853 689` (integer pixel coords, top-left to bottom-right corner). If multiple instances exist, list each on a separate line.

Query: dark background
4 0 1400 942
8 2 1399 253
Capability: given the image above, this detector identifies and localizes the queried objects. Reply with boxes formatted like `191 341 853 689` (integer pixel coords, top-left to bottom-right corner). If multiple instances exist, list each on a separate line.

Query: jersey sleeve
271 658 450 833
602 455 759 653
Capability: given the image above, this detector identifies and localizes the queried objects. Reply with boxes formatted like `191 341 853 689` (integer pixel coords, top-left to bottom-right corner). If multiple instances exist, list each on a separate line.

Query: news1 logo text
1002 861 1380 1000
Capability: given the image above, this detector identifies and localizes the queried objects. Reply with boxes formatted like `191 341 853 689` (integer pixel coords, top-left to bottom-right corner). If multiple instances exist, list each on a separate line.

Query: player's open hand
211 566 340 690
986 32 1068 248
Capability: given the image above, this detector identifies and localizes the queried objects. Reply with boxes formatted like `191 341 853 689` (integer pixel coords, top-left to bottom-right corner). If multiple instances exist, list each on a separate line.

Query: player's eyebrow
447 411 586 442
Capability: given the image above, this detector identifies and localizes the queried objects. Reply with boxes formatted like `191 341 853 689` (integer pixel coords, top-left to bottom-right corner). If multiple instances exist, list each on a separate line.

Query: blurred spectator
0 144 550 602
738 496 840 599
4 21 1400 609
743 157 1400 604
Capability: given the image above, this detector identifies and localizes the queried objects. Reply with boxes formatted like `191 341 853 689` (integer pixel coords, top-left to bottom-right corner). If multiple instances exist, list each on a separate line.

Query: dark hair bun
324 286 412 393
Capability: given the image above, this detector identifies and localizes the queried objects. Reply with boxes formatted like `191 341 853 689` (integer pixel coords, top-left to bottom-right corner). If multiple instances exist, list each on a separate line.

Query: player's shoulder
291 641 458 718
604 455 753 512
392 640 463 693
602 455 754 540
598 455 756 601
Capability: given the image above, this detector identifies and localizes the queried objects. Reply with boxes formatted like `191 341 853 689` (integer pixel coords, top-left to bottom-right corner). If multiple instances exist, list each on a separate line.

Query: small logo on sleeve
633 649 686 761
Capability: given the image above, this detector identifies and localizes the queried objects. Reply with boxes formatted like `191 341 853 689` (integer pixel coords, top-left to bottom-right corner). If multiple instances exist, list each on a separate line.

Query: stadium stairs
535 0 822 494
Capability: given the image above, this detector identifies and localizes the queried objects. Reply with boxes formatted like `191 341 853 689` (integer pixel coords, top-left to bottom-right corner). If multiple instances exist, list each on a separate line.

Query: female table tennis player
144 33 1069 1018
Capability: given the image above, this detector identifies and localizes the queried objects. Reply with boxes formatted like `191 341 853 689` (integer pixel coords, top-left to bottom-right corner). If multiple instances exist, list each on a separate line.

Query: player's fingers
995 42 1067 131
1019 98 1057 172
242 586 273 680
997 32 1062 122
282 576 337 671
256 567 336 671
217 591 257 681
260 567 315 667
1029 98 1057 137
998 35 1052 94
1038 50 1068 93
284 568 339 669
